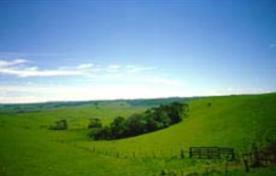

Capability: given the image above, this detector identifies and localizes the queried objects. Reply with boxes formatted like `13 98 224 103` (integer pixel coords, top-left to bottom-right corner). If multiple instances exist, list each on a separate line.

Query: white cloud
126 65 157 73
0 59 156 78
107 64 121 69
0 59 88 77
1 67 84 77
0 59 190 103
0 83 188 103
0 59 27 67
76 63 94 69
106 64 121 73
0 81 272 103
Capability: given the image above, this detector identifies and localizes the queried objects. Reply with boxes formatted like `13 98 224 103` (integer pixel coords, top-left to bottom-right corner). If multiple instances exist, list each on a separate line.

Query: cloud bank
0 59 189 103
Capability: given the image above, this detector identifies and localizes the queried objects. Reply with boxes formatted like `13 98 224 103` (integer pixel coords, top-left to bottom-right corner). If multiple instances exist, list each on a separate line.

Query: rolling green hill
0 97 189 113
0 93 276 176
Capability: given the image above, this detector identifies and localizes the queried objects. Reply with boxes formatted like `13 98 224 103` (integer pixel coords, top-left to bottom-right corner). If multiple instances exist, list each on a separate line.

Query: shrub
88 118 102 129
89 126 111 140
49 119 68 130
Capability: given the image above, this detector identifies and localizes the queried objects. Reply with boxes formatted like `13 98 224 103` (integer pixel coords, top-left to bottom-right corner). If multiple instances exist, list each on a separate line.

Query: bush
88 118 102 129
89 126 111 140
49 119 68 130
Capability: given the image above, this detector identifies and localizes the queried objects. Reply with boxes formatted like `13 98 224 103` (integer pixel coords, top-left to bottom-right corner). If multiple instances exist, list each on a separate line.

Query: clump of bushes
89 102 189 140
49 119 68 130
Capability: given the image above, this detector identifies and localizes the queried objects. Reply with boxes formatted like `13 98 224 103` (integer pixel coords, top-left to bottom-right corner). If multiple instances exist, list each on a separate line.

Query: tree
164 102 186 124
89 126 111 140
145 117 163 132
151 106 171 128
49 119 68 130
125 113 147 136
110 116 127 139
158 102 188 126
88 118 102 129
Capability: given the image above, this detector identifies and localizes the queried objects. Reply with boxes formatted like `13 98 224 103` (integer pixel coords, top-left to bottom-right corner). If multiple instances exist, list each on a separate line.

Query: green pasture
0 93 276 176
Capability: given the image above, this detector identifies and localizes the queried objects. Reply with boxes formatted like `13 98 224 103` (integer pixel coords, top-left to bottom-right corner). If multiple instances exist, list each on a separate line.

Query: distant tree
151 106 171 127
49 119 68 130
89 126 111 140
110 116 127 138
125 113 147 136
145 117 163 132
88 118 102 129
165 102 185 123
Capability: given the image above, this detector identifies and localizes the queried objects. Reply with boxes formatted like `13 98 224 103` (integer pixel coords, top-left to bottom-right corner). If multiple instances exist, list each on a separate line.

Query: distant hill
0 97 196 113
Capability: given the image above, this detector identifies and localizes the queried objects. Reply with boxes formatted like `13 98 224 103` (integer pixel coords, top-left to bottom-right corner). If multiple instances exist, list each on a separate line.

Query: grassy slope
0 104 151 176
0 93 276 176
78 93 276 157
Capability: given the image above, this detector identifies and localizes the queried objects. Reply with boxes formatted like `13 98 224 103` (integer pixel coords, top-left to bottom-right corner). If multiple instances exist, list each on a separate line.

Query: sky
0 0 276 103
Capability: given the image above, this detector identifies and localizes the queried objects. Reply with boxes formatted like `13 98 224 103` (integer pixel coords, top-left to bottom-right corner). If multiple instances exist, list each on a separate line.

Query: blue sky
0 0 276 103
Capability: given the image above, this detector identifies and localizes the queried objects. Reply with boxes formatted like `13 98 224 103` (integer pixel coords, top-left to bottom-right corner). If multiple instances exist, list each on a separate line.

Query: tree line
88 102 189 140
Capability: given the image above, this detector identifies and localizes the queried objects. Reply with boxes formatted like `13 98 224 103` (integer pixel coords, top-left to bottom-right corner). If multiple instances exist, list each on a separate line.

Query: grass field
0 93 276 176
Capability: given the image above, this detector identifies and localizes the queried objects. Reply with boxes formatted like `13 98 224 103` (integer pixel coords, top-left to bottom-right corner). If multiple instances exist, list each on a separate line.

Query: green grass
1 93 276 176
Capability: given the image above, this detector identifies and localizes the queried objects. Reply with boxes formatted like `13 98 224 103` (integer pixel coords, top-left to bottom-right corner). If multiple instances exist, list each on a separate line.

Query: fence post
189 148 192 158
242 155 250 173
224 161 228 176
180 148 185 159
180 169 184 176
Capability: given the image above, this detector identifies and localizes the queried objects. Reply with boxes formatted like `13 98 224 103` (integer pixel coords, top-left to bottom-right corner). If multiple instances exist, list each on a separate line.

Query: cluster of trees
89 102 188 140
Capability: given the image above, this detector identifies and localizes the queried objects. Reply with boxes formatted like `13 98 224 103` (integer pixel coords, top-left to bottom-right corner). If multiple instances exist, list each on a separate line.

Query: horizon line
1 91 275 105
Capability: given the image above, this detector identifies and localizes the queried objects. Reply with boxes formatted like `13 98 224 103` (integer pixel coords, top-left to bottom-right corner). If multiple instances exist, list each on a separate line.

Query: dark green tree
90 126 111 140
110 116 127 138
125 113 147 136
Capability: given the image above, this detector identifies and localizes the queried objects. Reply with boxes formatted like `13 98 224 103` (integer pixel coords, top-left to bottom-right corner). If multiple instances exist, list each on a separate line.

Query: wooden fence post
224 161 228 176
243 156 250 173
180 148 185 159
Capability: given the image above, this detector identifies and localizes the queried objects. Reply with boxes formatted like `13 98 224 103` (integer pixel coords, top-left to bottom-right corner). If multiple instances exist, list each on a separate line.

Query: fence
189 147 235 161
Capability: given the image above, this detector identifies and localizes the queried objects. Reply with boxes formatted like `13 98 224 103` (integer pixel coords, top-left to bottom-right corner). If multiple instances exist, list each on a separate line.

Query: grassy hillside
82 93 276 156
0 93 276 176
